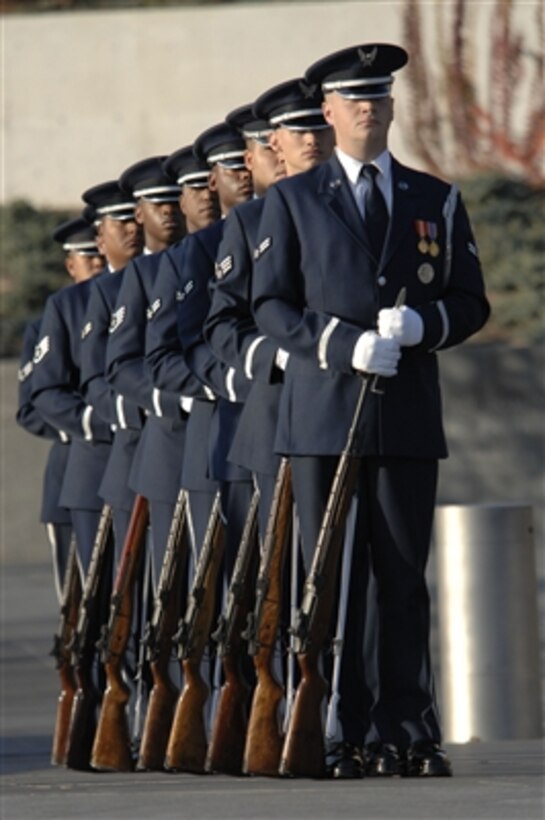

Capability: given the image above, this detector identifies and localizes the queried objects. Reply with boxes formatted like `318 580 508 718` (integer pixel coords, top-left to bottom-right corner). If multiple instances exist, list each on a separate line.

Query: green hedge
0 174 543 357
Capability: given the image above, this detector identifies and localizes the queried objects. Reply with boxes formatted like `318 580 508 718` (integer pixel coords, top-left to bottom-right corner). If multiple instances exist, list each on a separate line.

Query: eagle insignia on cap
81 321 93 340
146 298 161 320
176 280 194 302
215 255 234 280
358 46 378 67
18 360 33 383
299 80 318 99
109 306 126 334
33 335 50 364
254 236 272 261
468 241 479 258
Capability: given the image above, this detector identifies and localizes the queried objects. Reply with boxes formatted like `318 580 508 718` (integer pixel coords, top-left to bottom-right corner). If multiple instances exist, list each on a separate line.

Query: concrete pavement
1 564 543 820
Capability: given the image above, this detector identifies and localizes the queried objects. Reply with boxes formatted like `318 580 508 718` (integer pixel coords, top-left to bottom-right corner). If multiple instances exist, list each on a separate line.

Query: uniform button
377 276 387 286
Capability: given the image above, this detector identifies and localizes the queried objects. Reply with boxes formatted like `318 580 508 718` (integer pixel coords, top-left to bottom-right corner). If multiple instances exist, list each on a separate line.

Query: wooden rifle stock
243 457 292 776
165 492 224 773
50 539 82 766
205 488 260 774
136 490 190 771
90 494 149 772
65 504 113 770
280 288 406 778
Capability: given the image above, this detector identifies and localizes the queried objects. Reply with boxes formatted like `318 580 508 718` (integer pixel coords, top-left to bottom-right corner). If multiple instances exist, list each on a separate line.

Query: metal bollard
434 503 542 742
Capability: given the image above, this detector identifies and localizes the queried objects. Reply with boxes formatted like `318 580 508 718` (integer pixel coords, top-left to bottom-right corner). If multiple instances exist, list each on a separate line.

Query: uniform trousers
45 522 73 603
290 454 441 751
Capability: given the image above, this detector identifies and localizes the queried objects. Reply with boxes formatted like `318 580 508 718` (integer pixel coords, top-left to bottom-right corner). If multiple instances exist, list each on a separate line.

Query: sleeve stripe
226 367 237 402
152 387 163 418
244 335 266 380
430 300 449 351
116 394 128 429
82 405 93 441
318 317 340 370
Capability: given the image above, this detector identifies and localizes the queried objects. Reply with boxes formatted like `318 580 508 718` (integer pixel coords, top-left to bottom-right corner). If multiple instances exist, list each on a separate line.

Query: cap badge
300 80 318 99
358 46 378 67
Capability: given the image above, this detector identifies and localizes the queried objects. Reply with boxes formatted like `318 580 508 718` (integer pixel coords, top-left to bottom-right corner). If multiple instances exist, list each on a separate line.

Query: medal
417 262 435 284
415 220 429 254
428 223 440 256
418 238 429 254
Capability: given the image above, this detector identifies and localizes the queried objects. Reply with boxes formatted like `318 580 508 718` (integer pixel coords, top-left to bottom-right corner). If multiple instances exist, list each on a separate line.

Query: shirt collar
335 146 391 186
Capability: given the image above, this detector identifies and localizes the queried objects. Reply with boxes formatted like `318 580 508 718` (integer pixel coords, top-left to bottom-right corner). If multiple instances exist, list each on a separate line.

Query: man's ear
244 147 254 173
64 255 76 280
95 223 107 256
208 167 218 192
134 201 145 226
322 97 335 127
269 131 281 153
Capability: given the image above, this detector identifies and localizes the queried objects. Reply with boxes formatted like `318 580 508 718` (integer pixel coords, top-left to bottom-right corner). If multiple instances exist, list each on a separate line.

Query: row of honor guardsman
17 41 489 780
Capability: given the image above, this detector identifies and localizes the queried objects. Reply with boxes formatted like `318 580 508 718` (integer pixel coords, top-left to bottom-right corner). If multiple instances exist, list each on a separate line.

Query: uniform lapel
317 155 374 256
379 160 421 271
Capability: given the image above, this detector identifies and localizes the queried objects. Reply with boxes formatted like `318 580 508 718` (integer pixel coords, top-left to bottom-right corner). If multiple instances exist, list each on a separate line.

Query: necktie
360 164 388 258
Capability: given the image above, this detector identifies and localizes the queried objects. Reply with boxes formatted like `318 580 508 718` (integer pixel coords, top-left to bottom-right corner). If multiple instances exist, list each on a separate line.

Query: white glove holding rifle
351 331 401 377
377 305 423 347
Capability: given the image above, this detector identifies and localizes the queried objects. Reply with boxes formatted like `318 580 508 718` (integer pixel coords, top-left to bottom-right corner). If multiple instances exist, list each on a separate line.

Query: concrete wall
3 0 539 208
2 343 543 566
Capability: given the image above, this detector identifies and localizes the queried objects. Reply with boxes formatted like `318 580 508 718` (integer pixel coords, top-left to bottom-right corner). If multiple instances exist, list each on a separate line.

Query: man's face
245 139 286 197
179 184 220 234
209 164 253 215
135 199 185 251
65 252 105 283
271 127 334 176
96 216 142 271
322 93 394 158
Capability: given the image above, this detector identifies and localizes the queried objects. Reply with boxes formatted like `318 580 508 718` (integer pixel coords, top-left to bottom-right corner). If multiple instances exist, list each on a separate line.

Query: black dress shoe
327 743 365 779
404 741 453 777
365 742 402 776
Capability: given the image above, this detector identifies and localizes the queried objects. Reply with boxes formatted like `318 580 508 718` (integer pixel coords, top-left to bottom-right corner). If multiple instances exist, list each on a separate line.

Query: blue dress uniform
252 44 490 774
80 267 134 561
17 316 72 599
145 232 220 559
174 220 254 581
31 277 113 576
77 180 142 564
204 86 332 538
205 196 282 539
104 155 191 591
106 249 192 588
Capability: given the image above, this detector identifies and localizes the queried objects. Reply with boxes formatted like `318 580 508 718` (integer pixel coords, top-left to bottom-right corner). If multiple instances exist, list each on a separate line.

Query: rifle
164 491 224 773
205 488 260 774
243 458 292 776
50 538 82 766
65 504 113 770
136 490 190 771
90 494 149 772
279 288 406 778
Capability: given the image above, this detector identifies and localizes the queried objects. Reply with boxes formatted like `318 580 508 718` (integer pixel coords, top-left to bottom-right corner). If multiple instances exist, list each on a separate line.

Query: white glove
180 396 194 414
378 305 424 347
351 331 401 377
275 348 290 371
